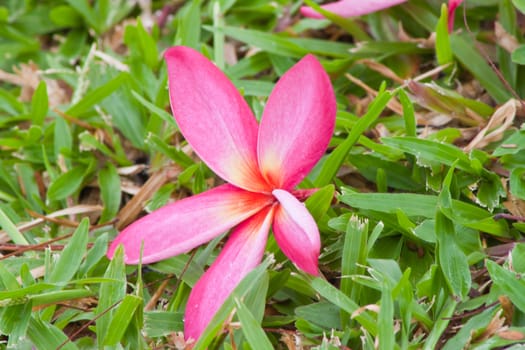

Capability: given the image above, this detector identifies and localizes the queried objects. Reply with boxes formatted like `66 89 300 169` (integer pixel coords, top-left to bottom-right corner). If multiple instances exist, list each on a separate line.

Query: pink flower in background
448 0 464 32
107 46 336 341
300 0 407 19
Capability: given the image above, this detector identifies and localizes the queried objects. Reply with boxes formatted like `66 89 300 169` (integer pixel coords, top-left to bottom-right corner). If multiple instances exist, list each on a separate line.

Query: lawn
0 0 525 349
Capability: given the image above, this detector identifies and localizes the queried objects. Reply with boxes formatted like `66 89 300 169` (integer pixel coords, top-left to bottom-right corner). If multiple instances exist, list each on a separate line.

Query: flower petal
257 54 336 190
272 189 320 275
300 0 407 19
448 0 463 32
165 46 269 192
184 206 275 342
107 184 273 264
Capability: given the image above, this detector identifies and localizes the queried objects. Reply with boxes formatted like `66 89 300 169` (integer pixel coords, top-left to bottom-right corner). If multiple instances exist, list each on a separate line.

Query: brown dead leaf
116 165 181 229
24 265 46 282
499 295 514 325
464 99 519 152
497 330 525 340
0 62 71 107
120 177 142 196
93 50 129 72
357 59 404 84
397 23 435 48
0 68 27 86
407 81 485 127
117 164 148 176
281 332 297 350
473 309 507 343
102 18 135 54
503 192 525 218
11 63 40 102
0 205 103 245
351 304 380 319
345 73 403 115
224 42 238 66
485 242 517 258
424 113 453 127
170 332 187 350
495 22 519 54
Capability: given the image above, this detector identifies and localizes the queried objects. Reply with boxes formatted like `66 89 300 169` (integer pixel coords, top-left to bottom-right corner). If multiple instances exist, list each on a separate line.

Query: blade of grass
98 163 121 223
96 245 126 348
315 89 392 186
340 215 368 327
340 192 509 236
47 218 89 283
27 315 78 350
234 298 273 350
378 280 394 350
435 4 453 67
0 207 29 245
103 294 142 346
450 33 512 103
31 81 48 126
310 277 377 336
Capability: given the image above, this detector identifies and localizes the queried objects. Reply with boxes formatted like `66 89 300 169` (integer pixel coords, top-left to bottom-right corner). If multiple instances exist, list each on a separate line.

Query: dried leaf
499 295 514 325
495 22 519 54
464 99 518 151
358 59 404 83
497 330 525 340
474 309 506 342
116 166 181 229
345 73 403 115
351 304 380 318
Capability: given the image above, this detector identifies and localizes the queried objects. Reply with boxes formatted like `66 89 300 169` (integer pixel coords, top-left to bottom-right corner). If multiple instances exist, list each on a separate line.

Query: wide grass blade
47 218 89 283
103 294 143 346
235 298 273 350
340 215 368 327
96 245 127 348
315 89 392 186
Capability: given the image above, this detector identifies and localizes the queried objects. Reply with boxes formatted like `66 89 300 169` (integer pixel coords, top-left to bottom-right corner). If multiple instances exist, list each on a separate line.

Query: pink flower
300 0 407 19
107 46 336 341
448 0 464 32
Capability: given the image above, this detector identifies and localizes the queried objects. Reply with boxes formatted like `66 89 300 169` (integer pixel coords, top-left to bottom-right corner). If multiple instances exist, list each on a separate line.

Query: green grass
1 0 525 348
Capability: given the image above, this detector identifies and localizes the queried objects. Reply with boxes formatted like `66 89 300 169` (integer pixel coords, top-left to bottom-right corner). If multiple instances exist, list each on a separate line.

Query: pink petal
184 206 275 342
165 47 269 192
448 0 463 32
257 54 336 190
272 189 320 275
300 0 407 19
107 184 273 264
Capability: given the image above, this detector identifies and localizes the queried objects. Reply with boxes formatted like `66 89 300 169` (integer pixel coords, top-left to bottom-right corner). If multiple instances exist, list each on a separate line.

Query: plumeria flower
107 46 336 342
300 0 407 19
448 0 464 32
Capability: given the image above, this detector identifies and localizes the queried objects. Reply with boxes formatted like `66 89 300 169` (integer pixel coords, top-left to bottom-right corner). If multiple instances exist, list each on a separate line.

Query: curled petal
300 0 407 19
165 46 269 192
107 184 273 264
272 189 320 275
257 54 336 190
184 206 275 342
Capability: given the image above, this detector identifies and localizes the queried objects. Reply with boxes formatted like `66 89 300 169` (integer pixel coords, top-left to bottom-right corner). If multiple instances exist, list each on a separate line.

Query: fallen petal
107 184 273 264
257 54 336 190
184 206 275 342
272 189 320 275
300 0 407 19
165 46 269 192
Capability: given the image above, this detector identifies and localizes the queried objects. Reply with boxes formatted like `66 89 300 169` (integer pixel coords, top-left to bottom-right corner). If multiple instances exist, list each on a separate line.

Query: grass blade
47 218 89 283
235 298 273 350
